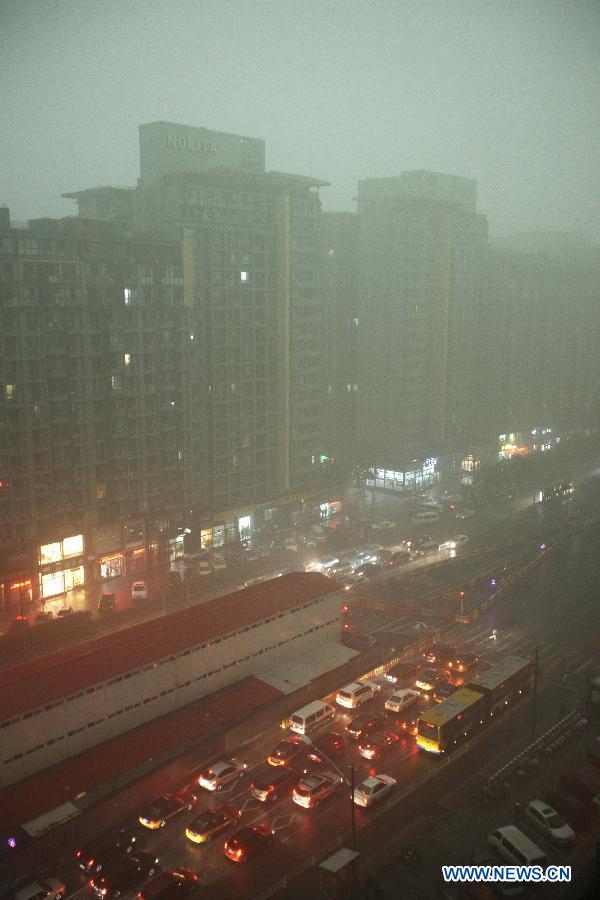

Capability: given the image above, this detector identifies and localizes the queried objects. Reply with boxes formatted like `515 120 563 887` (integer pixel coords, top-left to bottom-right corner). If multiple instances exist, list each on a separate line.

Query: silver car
198 758 247 791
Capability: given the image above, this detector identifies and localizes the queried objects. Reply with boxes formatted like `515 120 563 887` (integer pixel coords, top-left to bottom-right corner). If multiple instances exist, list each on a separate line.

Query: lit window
5 384 15 401
190 333 195 340
328 249 335 257
240 271 249 282
124 353 131 366
123 287 131 304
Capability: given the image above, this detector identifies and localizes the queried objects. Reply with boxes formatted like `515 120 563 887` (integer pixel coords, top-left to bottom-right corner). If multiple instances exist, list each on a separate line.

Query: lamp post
349 763 357 851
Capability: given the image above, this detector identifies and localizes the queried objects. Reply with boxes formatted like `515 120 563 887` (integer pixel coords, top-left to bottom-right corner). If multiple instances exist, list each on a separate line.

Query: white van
289 700 336 735
336 680 379 709
488 825 548 867
412 511 440 523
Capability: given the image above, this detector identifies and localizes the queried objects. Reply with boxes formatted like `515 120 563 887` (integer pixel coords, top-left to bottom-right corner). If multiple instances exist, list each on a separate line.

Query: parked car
283 536 299 552
412 511 440 524
353 774 397 807
35 610 54 622
224 823 274 862
131 581 148 601
212 552 227 571
98 592 117 614
57 605 73 617
198 758 247 791
8 615 29 634
138 789 198 829
371 519 397 531
185 803 241 844
167 570 182 588
524 799 575 844
197 559 212 576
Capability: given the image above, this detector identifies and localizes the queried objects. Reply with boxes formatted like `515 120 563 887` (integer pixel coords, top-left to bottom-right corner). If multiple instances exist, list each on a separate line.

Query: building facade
355 171 488 483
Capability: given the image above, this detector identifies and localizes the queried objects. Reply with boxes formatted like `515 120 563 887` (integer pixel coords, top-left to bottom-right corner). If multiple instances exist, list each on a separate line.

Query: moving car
137 869 199 900
371 519 397 531
74 829 137 873
14 881 66 900
415 668 443 695
524 799 575 844
433 680 457 703
307 731 344 760
357 730 401 760
138 789 198 829
354 562 381 578
250 765 300 802
346 711 388 741
185 803 241 843
385 662 421 685
455 509 475 519
292 771 343 808
423 645 456 667
439 534 469 551
336 680 379 709
198 758 247 791
387 550 412 568
385 688 419 714
268 736 307 766
131 581 148 602
224 823 274 862
89 853 160 897
353 774 397 807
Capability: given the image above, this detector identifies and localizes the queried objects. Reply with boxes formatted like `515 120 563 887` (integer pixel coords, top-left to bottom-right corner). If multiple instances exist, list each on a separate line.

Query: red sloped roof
0 675 281 829
0 572 338 721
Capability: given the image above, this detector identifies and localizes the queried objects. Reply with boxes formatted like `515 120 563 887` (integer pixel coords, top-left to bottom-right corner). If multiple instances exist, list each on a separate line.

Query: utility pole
531 645 539 743
349 763 357 851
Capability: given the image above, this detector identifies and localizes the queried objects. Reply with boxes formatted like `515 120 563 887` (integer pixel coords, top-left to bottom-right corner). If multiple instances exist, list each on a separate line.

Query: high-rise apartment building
355 171 488 484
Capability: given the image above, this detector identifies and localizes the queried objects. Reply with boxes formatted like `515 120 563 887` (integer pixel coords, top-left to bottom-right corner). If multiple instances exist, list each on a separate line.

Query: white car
283 537 298 552
353 774 397 807
131 581 148 602
385 688 419 714
15 881 66 900
212 553 226 571
336 680 380 708
525 800 575 844
197 758 247 791
439 534 469 551
197 559 212 576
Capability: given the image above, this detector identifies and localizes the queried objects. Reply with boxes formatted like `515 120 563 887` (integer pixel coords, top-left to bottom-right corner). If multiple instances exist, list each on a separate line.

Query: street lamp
298 735 356 850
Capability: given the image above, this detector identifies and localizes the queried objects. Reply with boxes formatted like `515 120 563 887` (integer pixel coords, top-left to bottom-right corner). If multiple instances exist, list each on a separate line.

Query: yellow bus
416 688 485 754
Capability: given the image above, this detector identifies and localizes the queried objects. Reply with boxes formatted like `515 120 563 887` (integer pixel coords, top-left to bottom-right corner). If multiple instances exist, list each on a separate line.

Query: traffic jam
62 638 528 897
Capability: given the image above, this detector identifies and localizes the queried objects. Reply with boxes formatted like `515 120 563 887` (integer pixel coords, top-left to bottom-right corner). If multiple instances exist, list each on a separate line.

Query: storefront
1 577 34 611
38 534 86 600
92 520 147 581
369 457 439 492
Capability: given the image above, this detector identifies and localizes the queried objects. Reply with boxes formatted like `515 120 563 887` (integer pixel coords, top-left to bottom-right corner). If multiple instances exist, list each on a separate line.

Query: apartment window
124 353 131 366
124 288 131 304
240 271 249 282
5 384 16 401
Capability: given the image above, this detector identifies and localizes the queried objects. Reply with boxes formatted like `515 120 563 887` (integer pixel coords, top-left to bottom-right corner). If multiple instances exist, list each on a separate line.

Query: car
57 605 73 616
440 534 470 551
14 880 66 900
212 552 226 571
197 559 212 575
433 679 457 703
452 651 480 673
131 580 148 601
35 610 54 622
455 508 475 519
250 765 300 802
423 645 456 667
385 661 421 684
198 758 247 791
354 562 382 578
138 789 198 829
524 799 575 844
283 536 298 552
345 711 388 741
371 519 397 531
137 869 200 900
185 803 241 843
357 730 401 760
268 735 308 766
300 533 317 548
415 668 443 694
387 550 412 568
74 829 137 873
307 731 344 760
98 592 117 614
353 774 397 807
292 771 343 808
89 852 160 897
224 822 274 862
339 574 362 591
336 680 380 708
385 688 420 714
412 511 440 523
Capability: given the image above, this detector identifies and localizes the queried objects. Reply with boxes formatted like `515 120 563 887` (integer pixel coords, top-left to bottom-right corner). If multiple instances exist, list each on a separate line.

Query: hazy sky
2 0 599 239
